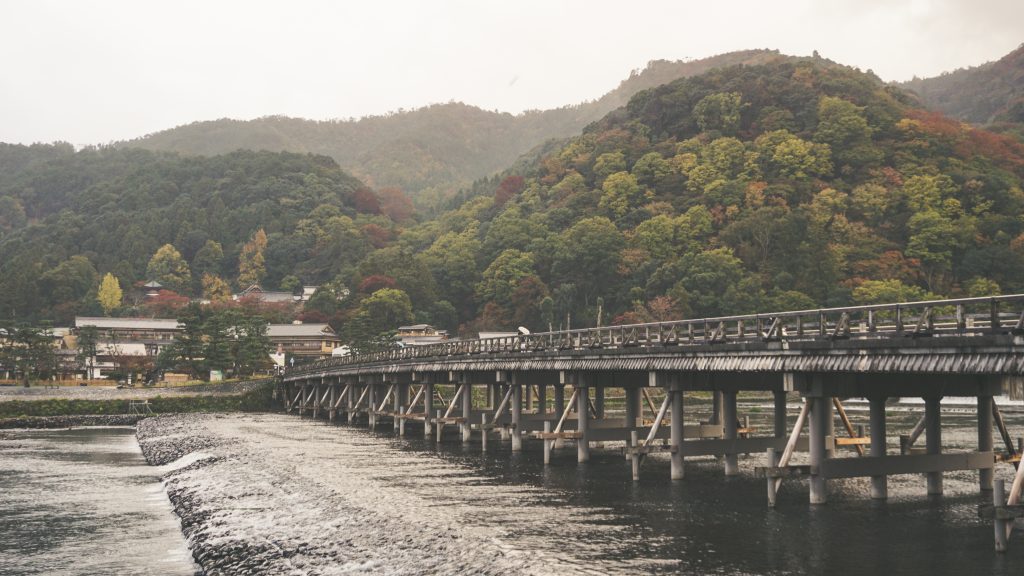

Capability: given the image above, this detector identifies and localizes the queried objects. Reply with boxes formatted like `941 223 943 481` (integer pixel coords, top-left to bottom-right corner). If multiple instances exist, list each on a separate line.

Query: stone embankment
0 414 144 429
137 414 558 575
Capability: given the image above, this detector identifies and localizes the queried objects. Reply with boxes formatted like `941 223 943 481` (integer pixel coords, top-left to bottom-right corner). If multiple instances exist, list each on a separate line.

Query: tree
235 315 271 376
238 228 268 288
599 171 644 220
852 279 936 305
202 310 235 376
39 255 98 308
552 217 624 306
97 273 123 315
476 249 535 310
279 274 301 293
694 92 742 135
201 273 233 303
357 288 413 332
158 303 205 378
192 240 224 291
146 244 192 294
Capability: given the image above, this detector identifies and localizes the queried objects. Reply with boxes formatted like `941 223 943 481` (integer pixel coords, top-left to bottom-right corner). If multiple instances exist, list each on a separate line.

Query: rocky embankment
0 414 144 429
137 414 557 575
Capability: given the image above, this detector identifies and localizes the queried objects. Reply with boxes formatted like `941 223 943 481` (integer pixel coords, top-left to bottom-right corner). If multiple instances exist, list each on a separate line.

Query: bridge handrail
287 294 1024 377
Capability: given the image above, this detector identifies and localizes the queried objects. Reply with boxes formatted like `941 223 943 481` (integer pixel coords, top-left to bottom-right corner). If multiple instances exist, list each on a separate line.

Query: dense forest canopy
2 54 1024 348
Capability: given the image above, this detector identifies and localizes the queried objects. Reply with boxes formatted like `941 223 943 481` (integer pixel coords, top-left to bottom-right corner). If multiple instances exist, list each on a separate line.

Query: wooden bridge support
423 381 434 438
511 377 523 451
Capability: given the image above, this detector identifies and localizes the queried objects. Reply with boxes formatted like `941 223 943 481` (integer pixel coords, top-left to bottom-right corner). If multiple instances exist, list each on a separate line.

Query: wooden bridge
278 295 1024 551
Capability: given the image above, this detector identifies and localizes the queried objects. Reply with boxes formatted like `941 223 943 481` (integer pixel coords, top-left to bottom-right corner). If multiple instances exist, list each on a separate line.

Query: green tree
201 273 233 303
192 240 224 291
97 273 123 315
358 288 413 334
235 315 271 376
694 92 742 135
852 279 936 305
39 255 98 308
146 244 192 294
477 249 536 310
202 310 235 375
552 217 624 306
599 171 644 220
158 303 205 378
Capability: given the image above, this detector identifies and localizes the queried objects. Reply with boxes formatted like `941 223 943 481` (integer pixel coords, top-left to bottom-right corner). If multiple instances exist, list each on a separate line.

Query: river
2 402 1022 575
0 427 199 576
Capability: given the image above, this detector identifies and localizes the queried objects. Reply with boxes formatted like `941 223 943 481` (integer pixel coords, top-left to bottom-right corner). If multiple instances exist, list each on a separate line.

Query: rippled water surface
0 427 198 576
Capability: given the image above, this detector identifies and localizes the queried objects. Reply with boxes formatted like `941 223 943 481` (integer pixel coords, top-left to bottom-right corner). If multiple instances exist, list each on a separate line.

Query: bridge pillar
511 379 523 451
670 379 684 480
537 383 547 414
577 380 590 463
525 381 534 412
347 383 356 423
329 384 336 422
869 396 888 500
394 382 407 433
594 386 605 419
978 395 994 492
926 396 943 495
462 381 473 443
809 395 831 505
625 386 640 460
711 391 722 425
773 391 787 438
298 383 306 416
723 390 739 476
554 385 565 416
423 382 434 437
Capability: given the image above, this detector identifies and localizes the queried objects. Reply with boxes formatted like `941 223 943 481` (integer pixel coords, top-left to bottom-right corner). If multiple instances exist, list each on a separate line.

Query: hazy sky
1 0 1021 146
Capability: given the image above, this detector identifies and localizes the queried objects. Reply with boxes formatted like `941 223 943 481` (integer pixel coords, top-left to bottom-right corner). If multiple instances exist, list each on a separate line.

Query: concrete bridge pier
511 378 523 451
773 390 787 438
367 381 377 430
869 396 888 500
926 396 943 495
423 381 434 438
329 383 337 422
394 382 408 433
809 394 832 505
347 382 356 423
577 378 590 463
554 384 566 449
625 386 640 461
723 390 739 476
669 378 684 480
536 383 547 415
978 395 994 491
462 380 473 443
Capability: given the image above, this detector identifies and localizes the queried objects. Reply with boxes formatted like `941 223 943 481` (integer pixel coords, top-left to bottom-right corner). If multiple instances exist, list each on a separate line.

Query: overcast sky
1 0 1021 146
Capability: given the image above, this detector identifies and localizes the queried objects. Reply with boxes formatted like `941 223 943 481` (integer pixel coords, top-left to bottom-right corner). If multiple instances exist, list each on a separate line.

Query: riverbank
0 380 275 427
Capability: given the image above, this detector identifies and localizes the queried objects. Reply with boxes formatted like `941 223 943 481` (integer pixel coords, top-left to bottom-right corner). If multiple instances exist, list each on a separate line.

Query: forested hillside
899 44 1024 139
3 55 1024 348
119 50 784 201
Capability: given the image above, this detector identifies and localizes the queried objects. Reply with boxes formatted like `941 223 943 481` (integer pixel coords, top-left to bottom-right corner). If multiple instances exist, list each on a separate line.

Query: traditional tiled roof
75 316 180 330
267 323 336 338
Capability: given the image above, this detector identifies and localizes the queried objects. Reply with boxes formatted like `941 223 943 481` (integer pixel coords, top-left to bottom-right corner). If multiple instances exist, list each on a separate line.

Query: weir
278 295 1024 552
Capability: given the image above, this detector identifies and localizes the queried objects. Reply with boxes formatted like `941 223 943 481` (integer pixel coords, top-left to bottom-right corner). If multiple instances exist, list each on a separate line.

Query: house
397 324 448 346
234 284 322 304
234 284 300 304
73 317 181 380
267 322 342 360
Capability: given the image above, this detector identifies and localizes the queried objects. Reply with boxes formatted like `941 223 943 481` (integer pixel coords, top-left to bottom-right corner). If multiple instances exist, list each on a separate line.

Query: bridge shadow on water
347 411 1023 576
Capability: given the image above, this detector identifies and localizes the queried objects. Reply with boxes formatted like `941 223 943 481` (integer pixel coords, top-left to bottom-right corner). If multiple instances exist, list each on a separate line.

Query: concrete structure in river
278 295 1024 551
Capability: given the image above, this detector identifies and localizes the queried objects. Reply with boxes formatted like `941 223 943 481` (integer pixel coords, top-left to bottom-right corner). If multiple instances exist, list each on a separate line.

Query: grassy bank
0 382 276 418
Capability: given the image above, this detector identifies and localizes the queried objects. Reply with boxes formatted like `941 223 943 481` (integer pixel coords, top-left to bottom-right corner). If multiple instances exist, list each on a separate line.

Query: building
234 284 322 304
73 317 181 380
397 324 448 346
267 323 342 360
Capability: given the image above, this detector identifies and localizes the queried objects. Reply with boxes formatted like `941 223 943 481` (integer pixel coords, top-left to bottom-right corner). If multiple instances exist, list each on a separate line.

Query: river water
2 402 1022 576
0 427 199 576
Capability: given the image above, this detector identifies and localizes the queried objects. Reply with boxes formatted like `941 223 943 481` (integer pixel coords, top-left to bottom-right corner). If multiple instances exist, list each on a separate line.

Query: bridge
278 295 1024 551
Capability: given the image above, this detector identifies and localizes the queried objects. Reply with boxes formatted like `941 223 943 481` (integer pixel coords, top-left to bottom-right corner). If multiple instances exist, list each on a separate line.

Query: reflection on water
0 427 198 576
373 399 1023 576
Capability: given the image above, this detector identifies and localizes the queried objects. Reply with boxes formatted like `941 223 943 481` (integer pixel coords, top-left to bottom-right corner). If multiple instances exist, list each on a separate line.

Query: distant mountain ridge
898 43 1024 138
117 50 786 198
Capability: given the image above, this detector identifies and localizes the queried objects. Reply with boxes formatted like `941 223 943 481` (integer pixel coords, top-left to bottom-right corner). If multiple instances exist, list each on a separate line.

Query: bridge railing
288 295 1024 376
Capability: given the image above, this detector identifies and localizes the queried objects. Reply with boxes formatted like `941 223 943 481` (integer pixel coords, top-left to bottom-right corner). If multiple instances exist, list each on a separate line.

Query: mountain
117 50 785 200
899 43 1024 138
3 54 1024 341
